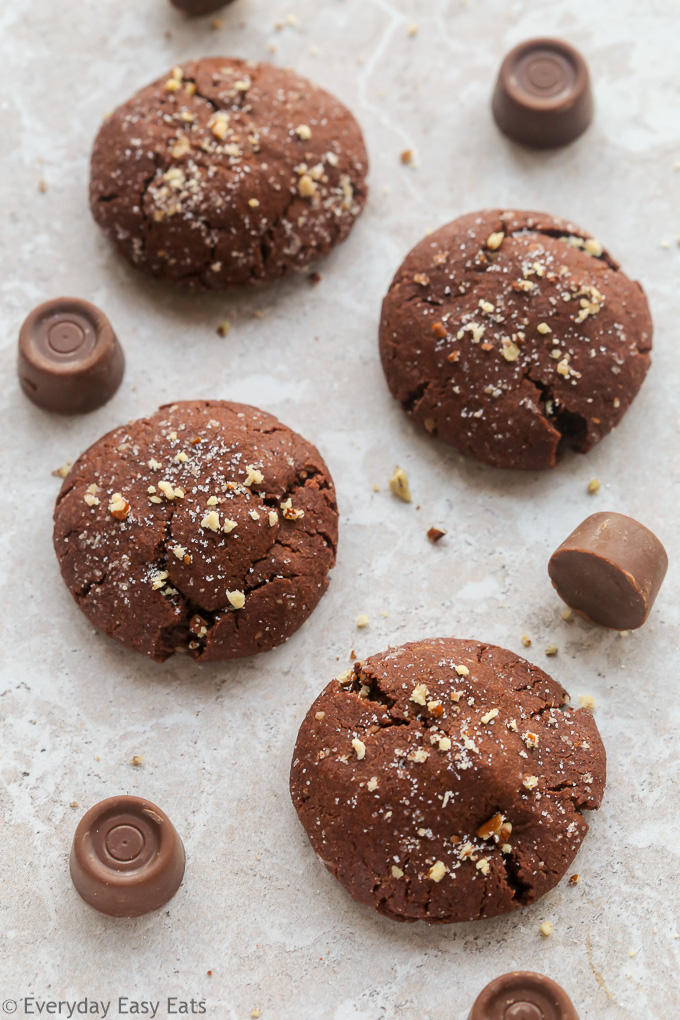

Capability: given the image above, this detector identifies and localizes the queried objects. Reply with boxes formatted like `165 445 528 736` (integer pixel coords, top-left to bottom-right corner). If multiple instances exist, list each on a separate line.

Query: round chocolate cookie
170 0 234 14
379 210 652 470
53 401 338 661
89 58 368 289
290 638 605 924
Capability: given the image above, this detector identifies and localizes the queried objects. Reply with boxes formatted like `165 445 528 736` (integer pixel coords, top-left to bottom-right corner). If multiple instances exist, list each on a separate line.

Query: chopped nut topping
226 590 245 610
579 694 596 711
476 858 490 876
336 667 353 685
480 708 499 724
409 747 429 763
410 684 429 706
432 322 447 339
314 711 325 721
429 861 447 882
478 299 495 314
148 458 162 471
295 124 312 140
152 571 169 590
208 111 230 140
298 173 316 198
249 510 261 521
537 322 552 334
455 664 469 677
391 865 404 879
457 321 485 344
108 495 130 520
248 198 260 208
268 511 279 527
280 498 305 520
207 495 219 506
413 272 430 287
523 775 539 790
201 510 221 532
501 340 520 362
172 544 186 560
389 466 411 503
584 238 603 257
84 492 100 507
170 135 191 159
367 777 378 792
522 731 539 748
476 813 505 841
438 736 452 751
352 737 366 760
486 231 504 250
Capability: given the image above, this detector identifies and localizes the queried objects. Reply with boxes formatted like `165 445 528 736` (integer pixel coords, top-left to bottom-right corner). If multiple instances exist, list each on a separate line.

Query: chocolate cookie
53 401 338 661
290 638 605 924
170 0 234 14
379 210 652 470
90 58 368 289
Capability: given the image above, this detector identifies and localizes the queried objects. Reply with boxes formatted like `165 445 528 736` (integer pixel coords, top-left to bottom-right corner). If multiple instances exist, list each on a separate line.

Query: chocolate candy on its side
18 297 124 414
70 796 185 917
468 971 579 1020
169 0 233 14
549 512 668 631
492 37 593 148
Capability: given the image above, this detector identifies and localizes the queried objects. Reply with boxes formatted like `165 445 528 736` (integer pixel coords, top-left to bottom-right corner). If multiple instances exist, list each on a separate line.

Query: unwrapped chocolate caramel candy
468 971 578 1019
549 512 667 630
492 38 593 149
18 297 124 414
70 796 185 917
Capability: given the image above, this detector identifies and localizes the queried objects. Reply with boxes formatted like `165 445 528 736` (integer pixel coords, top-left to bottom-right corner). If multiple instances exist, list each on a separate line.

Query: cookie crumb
540 921 553 937
130 755 144 767
427 526 446 543
579 694 596 712
521 634 532 647
407 23 419 36
217 320 231 337
569 873 580 885
356 613 370 629
587 477 600 494
545 644 558 657
400 149 414 165
389 466 411 502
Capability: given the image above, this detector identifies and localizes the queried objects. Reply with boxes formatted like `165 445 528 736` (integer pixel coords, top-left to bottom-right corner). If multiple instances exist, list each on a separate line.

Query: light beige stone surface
1 0 679 1017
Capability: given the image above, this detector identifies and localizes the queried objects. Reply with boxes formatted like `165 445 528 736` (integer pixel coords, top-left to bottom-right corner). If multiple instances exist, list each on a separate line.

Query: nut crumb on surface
540 921 553 937
389 466 411 502
217 320 231 337
545 644 558 657
130 755 144 767
521 634 531 647
356 613 370 629
579 694 596 711
587 477 600 494
427 526 446 543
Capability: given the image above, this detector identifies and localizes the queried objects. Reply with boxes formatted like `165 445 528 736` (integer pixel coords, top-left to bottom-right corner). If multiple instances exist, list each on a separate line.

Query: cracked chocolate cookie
89 58 368 289
290 637 605 924
379 210 652 470
53 400 338 661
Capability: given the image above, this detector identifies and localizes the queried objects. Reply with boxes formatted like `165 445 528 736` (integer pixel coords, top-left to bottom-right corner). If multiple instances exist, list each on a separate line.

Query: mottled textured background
1 0 678 1017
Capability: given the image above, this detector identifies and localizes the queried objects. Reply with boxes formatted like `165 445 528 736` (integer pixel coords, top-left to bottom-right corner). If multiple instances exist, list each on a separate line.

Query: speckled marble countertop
1 0 679 1017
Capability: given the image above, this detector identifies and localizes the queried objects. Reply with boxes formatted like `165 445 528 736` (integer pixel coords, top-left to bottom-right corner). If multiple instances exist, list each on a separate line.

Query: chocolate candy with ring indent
548 512 668 631
18 297 124 414
169 0 234 14
492 38 593 148
468 972 579 1020
70 796 185 917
